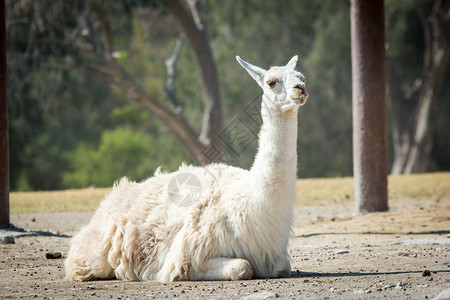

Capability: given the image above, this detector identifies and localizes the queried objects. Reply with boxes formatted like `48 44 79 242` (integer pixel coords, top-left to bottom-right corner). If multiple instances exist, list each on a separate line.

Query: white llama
65 55 308 282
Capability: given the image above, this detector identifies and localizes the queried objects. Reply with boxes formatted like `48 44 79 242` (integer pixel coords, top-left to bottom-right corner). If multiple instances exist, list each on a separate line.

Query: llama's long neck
250 97 298 203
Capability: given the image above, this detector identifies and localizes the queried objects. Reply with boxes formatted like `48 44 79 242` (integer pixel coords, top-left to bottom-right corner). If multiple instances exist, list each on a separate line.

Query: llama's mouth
291 95 308 105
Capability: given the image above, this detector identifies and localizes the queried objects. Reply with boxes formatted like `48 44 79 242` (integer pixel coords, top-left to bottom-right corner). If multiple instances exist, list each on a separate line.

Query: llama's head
236 55 308 114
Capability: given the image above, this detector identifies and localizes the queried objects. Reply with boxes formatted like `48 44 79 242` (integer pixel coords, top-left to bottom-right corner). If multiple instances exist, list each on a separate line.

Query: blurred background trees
386 0 450 174
6 0 450 191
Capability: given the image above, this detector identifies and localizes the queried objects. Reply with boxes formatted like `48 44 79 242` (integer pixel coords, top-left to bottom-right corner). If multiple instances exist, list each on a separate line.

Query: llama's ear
236 56 266 88
285 55 298 70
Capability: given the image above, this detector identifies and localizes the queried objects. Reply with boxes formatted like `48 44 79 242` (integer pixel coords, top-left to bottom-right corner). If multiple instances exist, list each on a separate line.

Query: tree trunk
112 67 208 163
160 0 222 151
79 0 223 165
351 0 389 213
0 0 10 227
389 0 450 174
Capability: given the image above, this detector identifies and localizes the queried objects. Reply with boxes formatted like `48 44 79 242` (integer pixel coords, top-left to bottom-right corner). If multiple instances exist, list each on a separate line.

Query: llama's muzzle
291 85 309 104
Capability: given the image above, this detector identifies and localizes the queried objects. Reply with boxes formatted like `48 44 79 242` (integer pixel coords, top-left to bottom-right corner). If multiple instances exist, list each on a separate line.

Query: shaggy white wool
65 55 308 282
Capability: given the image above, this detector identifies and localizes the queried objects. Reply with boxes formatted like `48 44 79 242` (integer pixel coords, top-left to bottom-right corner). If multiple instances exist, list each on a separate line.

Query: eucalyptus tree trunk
351 0 388 213
389 0 450 174
73 0 222 165
160 0 221 149
0 0 10 227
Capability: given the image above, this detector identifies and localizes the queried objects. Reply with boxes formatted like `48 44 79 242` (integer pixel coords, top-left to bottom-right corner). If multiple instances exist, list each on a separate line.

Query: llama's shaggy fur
65 55 308 282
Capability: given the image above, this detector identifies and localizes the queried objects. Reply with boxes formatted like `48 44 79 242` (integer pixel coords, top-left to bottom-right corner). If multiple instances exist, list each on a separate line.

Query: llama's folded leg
65 225 115 281
190 257 254 281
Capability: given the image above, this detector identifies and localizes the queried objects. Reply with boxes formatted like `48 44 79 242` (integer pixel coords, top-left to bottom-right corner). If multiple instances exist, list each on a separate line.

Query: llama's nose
293 84 308 97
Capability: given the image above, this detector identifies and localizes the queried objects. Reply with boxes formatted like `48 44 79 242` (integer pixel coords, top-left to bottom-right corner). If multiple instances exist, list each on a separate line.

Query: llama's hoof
223 258 253 280
276 268 291 278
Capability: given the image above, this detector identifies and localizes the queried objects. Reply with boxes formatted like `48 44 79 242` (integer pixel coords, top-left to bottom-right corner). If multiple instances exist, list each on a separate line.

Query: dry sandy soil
1 197 449 299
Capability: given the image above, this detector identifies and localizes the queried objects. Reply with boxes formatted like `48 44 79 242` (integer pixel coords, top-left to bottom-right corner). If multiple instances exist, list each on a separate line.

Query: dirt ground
1 197 449 299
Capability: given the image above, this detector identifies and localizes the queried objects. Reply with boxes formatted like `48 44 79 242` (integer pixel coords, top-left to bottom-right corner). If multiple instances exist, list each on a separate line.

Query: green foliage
8 66 118 190
63 127 154 188
63 126 189 188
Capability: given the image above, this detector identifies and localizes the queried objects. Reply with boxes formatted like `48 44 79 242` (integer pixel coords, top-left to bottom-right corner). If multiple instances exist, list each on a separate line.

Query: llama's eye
267 79 279 88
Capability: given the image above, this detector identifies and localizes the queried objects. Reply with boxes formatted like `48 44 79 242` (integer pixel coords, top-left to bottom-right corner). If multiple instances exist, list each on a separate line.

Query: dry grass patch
10 172 450 213
296 172 450 205
11 188 111 213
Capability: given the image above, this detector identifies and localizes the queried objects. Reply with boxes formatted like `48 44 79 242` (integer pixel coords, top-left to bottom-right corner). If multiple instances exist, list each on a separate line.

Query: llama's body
66 164 291 281
65 55 308 282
